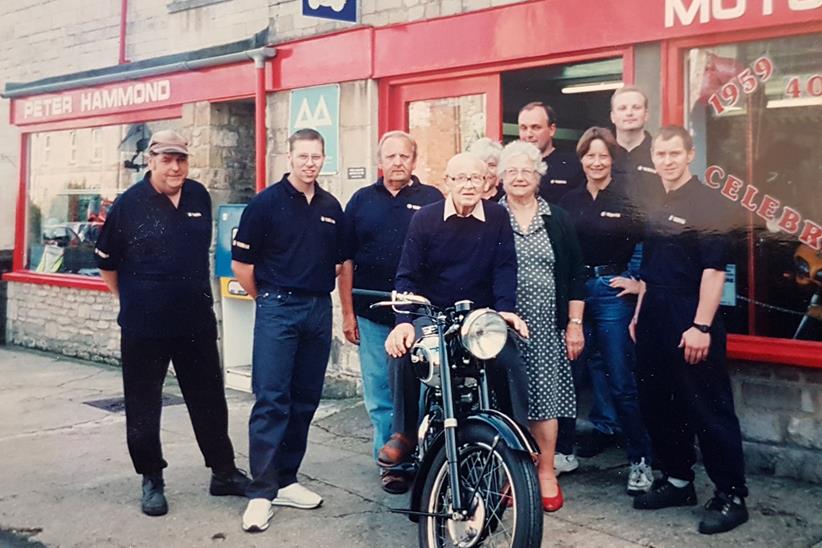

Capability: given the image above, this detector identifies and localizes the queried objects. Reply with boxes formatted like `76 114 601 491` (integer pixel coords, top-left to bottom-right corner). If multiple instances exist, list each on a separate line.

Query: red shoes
541 483 564 512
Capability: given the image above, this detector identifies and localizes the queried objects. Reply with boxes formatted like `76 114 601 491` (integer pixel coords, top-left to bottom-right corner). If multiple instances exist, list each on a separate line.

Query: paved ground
1 346 821 547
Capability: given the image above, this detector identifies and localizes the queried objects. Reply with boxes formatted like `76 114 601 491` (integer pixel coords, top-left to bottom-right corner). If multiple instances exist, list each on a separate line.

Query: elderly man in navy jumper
377 152 531 466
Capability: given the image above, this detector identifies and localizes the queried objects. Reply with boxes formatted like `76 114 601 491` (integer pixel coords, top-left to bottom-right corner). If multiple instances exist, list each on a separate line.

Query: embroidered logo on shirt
232 240 251 250
637 165 657 174
601 211 622 218
94 248 110 259
320 216 336 224
549 179 568 185
186 211 203 218
406 203 421 210
668 215 687 225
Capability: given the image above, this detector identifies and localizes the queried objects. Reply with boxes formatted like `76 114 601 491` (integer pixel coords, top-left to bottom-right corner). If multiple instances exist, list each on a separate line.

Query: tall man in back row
232 128 346 533
95 130 250 517
338 130 443 494
630 126 749 535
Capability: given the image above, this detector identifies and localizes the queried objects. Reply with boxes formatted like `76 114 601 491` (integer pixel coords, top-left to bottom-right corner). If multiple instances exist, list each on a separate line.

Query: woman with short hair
468 137 504 200
498 140 587 512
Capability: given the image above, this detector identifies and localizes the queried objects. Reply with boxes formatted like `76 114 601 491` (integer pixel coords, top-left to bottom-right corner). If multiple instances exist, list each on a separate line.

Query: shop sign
302 0 357 23
665 0 822 28
289 84 340 175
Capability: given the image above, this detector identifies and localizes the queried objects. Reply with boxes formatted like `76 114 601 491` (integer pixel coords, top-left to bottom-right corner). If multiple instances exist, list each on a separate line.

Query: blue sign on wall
289 84 340 175
302 0 357 23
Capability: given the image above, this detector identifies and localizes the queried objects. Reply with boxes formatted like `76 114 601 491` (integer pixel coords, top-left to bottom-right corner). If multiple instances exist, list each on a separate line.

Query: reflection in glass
408 94 486 195
686 34 822 341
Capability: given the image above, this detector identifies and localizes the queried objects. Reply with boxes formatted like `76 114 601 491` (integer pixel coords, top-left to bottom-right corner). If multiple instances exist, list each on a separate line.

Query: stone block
742 381 803 412
740 409 786 443
441 0 462 16
213 128 239 148
787 417 822 450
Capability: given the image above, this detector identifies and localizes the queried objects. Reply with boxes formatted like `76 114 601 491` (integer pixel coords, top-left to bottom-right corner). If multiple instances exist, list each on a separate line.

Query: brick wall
731 363 822 483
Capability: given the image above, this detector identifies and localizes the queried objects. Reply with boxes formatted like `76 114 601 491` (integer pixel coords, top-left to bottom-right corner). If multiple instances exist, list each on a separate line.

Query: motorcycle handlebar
352 288 393 299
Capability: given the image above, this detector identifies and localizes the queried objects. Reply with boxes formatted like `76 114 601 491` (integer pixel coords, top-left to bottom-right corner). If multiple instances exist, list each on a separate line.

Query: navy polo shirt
94 174 216 338
613 131 659 216
558 175 642 267
640 176 730 292
231 174 345 294
345 176 443 325
395 200 517 324
538 149 586 205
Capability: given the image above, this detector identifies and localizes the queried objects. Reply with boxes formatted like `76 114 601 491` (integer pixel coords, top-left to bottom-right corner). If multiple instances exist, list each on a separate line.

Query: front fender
408 411 539 522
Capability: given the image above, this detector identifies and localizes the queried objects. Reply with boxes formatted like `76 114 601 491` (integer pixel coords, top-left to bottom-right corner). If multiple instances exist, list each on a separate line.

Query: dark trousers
556 275 652 462
246 291 332 499
391 334 530 439
121 329 235 476
635 288 748 497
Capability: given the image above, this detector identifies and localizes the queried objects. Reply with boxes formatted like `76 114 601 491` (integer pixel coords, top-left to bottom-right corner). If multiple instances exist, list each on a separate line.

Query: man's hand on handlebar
385 323 416 358
499 312 529 339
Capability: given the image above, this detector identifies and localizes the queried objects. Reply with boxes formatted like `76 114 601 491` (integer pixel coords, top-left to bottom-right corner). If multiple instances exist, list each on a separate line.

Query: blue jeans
246 290 332 500
357 316 394 461
578 274 652 463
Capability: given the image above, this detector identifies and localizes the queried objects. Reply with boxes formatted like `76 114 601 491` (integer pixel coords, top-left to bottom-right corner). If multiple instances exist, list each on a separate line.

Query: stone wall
731 362 822 483
6 283 120 363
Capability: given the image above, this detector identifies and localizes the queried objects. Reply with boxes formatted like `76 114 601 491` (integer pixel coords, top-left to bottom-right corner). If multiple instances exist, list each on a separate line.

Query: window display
26 120 182 275
686 34 822 341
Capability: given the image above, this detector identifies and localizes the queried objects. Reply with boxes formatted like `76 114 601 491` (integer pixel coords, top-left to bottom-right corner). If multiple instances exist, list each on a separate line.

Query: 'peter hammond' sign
20 79 171 121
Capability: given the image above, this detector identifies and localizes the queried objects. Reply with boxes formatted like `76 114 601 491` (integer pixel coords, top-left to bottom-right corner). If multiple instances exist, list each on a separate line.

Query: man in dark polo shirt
95 130 250 517
338 130 442 494
630 126 748 535
231 128 345 533
518 101 585 204
377 152 530 467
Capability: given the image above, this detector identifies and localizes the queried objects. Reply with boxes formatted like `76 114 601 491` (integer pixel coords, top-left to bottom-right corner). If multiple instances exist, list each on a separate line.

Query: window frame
662 22 822 369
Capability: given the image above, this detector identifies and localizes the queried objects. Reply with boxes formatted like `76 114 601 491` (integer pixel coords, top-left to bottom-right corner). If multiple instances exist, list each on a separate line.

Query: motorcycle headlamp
460 309 508 360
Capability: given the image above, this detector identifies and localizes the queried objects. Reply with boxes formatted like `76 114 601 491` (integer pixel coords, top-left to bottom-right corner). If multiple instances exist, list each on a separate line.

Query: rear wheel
418 423 542 548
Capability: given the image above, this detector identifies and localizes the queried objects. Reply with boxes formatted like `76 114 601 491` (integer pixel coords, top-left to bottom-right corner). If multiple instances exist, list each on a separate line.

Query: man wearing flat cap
95 129 250 517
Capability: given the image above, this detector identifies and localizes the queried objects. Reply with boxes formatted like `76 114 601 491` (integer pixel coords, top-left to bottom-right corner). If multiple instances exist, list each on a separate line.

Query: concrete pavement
1 346 821 547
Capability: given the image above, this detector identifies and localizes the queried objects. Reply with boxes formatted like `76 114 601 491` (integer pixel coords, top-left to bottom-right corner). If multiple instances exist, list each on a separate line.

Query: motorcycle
354 289 543 548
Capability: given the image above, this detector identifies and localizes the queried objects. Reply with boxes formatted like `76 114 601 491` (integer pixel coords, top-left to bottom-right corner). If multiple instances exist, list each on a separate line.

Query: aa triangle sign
289 84 340 174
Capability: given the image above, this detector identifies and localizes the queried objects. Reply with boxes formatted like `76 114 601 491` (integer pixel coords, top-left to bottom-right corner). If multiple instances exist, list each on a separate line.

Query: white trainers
272 482 323 509
242 498 273 532
554 453 579 476
627 458 653 496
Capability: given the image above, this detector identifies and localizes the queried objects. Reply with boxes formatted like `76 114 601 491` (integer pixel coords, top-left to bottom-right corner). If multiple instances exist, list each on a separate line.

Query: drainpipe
249 49 273 193
119 0 129 64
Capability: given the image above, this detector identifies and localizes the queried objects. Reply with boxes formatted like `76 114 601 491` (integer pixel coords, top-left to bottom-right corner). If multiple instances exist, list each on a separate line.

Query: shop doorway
501 57 624 149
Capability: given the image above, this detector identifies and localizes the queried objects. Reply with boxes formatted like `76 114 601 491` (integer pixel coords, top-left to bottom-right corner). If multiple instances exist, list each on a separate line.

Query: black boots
141 474 168 516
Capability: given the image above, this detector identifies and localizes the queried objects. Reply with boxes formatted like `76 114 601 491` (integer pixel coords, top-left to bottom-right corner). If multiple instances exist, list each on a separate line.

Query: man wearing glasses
232 128 346 533
377 152 530 467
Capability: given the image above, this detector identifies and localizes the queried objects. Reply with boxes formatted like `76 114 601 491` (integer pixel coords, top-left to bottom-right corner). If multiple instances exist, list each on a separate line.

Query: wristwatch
569 318 583 326
692 322 711 333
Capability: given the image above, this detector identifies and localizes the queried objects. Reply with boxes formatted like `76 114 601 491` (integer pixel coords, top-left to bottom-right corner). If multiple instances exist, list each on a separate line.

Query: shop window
26 120 182 276
685 33 822 342
408 95 485 195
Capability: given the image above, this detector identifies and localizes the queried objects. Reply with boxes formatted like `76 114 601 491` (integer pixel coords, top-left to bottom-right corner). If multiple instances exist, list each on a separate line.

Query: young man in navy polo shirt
518 102 585 205
232 128 346 533
377 152 530 467
338 131 442 494
630 126 748 535
95 130 250 517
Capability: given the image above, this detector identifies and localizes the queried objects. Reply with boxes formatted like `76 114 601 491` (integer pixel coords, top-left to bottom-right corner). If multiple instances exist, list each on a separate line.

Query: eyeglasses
447 174 485 186
503 167 536 179
295 153 324 165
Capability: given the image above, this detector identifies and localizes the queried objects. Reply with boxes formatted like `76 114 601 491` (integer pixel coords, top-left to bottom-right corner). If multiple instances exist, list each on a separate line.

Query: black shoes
141 474 168 516
210 467 252 496
698 491 749 534
633 478 697 510
575 430 616 458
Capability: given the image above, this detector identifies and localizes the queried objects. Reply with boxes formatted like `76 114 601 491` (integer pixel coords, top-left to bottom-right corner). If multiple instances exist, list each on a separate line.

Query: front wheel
418 423 542 548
